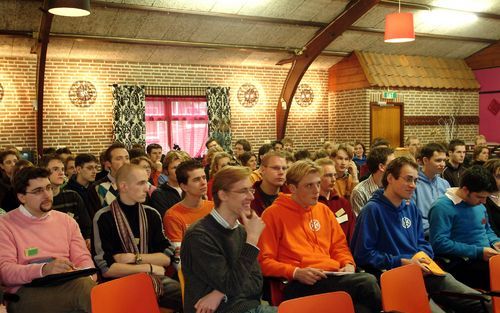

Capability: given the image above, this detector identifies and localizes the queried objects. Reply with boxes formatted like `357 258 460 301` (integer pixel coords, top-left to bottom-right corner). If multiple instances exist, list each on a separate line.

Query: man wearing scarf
93 164 182 311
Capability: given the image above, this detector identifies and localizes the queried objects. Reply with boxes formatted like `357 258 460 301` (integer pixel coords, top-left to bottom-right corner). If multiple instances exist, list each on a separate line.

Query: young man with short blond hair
258 160 381 313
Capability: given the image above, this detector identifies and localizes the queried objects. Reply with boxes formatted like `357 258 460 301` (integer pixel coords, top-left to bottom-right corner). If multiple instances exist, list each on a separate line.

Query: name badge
335 208 346 217
25 247 39 257
336 214 349 224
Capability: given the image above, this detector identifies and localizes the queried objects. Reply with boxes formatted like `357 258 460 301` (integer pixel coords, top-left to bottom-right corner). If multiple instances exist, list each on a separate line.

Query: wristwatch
135 253 143 264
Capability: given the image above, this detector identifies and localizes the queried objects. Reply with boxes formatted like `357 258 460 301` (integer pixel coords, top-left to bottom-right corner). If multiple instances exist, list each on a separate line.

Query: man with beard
0 167 96 313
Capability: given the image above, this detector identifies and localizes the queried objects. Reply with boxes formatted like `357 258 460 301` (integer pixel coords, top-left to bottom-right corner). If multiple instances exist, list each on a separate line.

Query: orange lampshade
384 12 415 43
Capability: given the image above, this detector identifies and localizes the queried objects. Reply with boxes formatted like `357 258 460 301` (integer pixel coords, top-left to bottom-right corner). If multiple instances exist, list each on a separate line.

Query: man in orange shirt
258 160 381 313
163 160 213 251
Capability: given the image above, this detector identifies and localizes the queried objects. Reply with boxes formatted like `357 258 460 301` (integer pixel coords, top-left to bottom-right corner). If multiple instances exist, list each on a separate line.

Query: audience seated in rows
429 165 499 291
351 157 491 313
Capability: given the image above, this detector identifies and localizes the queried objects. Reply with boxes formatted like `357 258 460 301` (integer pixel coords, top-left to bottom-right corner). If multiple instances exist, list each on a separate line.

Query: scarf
110 199 164 297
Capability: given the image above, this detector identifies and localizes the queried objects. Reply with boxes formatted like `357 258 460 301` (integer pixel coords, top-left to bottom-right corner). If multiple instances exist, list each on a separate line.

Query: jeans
244 305 278 313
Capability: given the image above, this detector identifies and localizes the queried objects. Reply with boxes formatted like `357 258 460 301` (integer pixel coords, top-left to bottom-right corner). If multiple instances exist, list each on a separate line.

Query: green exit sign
383 92 397 99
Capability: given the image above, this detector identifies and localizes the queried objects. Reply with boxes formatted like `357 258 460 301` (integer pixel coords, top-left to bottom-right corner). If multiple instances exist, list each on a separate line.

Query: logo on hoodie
309 219 321 231
402 217 412 229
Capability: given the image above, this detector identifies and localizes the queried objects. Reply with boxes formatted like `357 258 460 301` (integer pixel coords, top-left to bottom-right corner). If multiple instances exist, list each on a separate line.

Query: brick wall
0 56 329 156
330 87 479 147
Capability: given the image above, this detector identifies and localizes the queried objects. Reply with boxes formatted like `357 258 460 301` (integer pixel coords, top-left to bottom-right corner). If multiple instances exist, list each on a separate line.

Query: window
146 96 208 158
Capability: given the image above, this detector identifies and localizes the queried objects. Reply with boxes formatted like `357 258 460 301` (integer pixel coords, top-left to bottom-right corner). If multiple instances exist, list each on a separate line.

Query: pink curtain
146 96 208 157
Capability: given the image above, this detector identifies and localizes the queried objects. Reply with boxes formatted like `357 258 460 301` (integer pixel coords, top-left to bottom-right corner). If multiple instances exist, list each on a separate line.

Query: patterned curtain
112 85 146 149
206 87 232 151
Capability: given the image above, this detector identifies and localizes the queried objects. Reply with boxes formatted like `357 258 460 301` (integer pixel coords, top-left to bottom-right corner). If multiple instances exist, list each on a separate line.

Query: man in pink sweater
0 167 95 313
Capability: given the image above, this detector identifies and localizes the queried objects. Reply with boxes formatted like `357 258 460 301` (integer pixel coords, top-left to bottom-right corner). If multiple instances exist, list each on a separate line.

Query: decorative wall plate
69 80 96 107
237 83 259 107
296 84 314 107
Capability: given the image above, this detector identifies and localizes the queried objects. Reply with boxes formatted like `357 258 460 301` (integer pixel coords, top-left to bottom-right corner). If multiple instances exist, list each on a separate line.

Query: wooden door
370 103 403 148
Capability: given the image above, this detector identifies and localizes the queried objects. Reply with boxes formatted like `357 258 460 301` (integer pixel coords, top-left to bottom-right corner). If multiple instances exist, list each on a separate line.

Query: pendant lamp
384 1 415 43
48 0 91 17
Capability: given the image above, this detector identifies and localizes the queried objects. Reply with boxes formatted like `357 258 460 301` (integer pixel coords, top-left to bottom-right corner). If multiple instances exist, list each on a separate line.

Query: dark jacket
150 183 182 218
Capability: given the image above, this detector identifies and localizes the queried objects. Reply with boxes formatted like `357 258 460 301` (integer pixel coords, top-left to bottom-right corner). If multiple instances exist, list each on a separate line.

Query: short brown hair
162 151 190 172
382 156 418 189
331 143 354 159
315 157 334 167
212 166 251 207
286 160 322 186
115 164 145 189
210 152 232 177
260 151 285 167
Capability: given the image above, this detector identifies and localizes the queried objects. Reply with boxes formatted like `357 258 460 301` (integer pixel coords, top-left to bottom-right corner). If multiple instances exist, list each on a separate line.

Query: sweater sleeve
351 207 402 269
67 215 94 269
258 210 297 280
181 231 260 297
428 203 483 259
72 191 92 240
163 210 185 244
350 187 365 215
0 219 44 286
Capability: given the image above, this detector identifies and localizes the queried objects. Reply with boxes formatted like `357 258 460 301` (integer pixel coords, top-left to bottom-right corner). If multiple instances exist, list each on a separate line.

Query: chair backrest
380 264 431 313
490 255 500 313
278 291 354 313
91 273 160 313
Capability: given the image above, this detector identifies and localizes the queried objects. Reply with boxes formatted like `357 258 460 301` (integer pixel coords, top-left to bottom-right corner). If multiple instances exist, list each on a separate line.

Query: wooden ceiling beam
275 0 380 140
33 0 53 158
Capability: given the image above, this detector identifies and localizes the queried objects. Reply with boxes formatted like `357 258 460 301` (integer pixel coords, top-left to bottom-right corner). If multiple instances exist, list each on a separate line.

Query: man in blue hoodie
429 165 499 291
412 143 450 234
351 157 490 313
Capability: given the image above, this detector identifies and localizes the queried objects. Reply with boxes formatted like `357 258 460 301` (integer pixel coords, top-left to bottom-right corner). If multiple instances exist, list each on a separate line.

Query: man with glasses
65 153 100 220
41 155 92 249
316 158 357 243
0 167 96 313
351 157 489 313
251 151 288 216
258 160 381 313
181 166 276 313
429 165 500 291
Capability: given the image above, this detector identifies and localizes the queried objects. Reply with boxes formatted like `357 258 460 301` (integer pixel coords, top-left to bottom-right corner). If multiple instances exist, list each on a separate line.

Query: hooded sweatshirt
350 189 433 270
411 170 450 231
258 194 354 280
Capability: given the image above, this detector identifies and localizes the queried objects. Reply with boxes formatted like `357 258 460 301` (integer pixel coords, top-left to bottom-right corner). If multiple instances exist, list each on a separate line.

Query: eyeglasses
26 185 53 195
323 173 338 179
267 166 288 172
228 188 255 195
400 175 418 185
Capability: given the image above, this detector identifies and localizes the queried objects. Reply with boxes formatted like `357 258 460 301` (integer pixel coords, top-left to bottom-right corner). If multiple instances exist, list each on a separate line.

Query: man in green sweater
181 166 276 313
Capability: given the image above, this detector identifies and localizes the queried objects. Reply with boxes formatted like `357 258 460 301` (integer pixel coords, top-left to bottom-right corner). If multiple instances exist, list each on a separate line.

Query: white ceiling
0 0 498 69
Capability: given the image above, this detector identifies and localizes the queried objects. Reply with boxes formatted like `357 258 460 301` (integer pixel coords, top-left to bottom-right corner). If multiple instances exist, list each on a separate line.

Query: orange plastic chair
278 291 354 313
178 266 185 306
91 273 160 313
380 264 431 313
490 255 500 313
